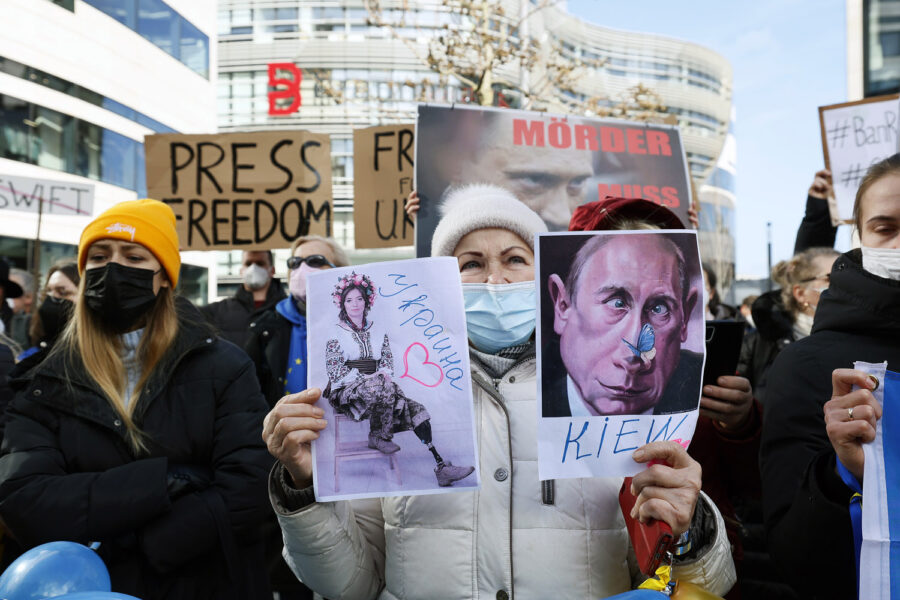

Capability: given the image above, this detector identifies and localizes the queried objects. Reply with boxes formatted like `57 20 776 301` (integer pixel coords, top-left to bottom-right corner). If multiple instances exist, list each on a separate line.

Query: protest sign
145 131 332 251
307 257 479 501
353 124 415 248
819 94 900 225
858 360 900 600
535 230 705 480
0 174 93 216
414 104 692 256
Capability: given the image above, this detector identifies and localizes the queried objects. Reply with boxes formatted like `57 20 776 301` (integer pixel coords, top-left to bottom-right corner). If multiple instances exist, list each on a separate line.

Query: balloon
605 591 669 599
0 541 111 599
671 580 726 599
54 594 142 600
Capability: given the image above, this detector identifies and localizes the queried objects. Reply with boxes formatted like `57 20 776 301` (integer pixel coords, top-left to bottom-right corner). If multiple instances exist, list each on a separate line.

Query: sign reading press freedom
414 104 692 256
353 124 415 248
145 131 332 251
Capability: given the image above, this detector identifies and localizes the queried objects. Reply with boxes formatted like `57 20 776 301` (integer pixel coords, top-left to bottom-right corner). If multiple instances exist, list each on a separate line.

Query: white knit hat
430 183 548 257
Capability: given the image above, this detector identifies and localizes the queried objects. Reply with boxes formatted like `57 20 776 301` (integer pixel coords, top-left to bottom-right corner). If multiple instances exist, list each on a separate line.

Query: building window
48 0 75 11
0 94 146 195
84 0 209 78
0 56 176 133
865 0 900 95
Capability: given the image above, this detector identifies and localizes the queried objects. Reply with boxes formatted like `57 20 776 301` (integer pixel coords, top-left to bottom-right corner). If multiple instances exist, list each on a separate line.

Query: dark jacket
0 301 273 600
737 291 794 405
0 340 13 440
200 279 286 348
794 194 838 255
760 249 900 599
245 303 295 409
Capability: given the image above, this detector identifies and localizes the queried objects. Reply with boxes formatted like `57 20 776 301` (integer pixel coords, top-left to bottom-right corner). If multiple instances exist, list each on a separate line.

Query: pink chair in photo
333 413 402 492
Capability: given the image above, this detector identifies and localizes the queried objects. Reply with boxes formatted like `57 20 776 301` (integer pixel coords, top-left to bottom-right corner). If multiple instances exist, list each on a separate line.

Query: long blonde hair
57 279 179 453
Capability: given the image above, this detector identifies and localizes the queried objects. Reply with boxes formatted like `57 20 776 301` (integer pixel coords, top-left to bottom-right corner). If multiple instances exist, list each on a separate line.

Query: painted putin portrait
540 231 704 417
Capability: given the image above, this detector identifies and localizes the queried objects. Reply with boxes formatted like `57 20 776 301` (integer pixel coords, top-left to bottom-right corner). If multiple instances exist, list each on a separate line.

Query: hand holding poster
414 105 691 256
145 131 332 251
353 124 416 248
536 230 705 480
307 257 479 501
819 95 900 224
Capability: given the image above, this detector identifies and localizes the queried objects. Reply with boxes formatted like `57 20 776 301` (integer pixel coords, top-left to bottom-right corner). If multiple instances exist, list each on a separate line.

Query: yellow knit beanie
78 199 181 287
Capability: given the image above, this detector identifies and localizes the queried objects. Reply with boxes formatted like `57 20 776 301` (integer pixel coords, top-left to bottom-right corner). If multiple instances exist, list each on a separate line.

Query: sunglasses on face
287 254 335 270
799 273 831 284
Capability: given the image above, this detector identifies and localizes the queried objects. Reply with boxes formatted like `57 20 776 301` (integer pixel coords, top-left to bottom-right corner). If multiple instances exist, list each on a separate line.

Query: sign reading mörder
145 131 332 251
0 174 94 216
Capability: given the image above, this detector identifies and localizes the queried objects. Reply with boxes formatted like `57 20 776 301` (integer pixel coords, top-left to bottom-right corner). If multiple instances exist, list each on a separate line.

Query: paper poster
353 124 416 248
0 174 93 216
858 360 900 600
307 257 480 501
535 230 705 480
819 95 900 224
414 104 692 256
145 130 332 251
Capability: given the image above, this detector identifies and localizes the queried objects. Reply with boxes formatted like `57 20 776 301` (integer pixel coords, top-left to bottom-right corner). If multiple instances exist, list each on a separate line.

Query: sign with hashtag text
819 94 900 224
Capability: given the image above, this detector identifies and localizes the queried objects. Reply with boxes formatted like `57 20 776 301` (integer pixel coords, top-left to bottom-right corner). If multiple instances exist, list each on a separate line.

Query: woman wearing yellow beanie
0 199 274 600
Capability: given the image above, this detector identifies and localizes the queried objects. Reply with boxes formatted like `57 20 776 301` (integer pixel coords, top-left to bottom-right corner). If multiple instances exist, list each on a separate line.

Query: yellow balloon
670 581 725 600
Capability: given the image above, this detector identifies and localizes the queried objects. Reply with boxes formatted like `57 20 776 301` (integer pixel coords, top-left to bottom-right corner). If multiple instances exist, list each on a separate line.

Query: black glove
166 463 213 501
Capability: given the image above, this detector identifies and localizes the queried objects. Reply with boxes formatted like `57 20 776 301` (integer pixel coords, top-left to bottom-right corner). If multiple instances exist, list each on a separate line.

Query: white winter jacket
274 356 736 599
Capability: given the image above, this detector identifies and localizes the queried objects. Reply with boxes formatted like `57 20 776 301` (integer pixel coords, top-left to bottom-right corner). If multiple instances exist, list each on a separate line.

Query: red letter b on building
268 63 302 116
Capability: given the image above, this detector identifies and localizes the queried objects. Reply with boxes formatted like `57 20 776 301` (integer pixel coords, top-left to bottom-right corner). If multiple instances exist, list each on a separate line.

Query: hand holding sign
824 368 882 482
630 441 702 536
263 388 328 489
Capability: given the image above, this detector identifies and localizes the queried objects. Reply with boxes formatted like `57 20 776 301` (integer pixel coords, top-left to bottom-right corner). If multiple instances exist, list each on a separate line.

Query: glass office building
1 0 218 303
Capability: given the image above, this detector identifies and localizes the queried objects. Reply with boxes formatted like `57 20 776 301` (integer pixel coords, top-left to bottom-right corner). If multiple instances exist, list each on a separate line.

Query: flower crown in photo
332 271 376 309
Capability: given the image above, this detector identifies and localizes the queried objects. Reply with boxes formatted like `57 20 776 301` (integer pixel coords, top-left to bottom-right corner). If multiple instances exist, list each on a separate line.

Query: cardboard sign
145 131 332 251
819 95 900 224
0 174 93 216
536 230 705 480
414 104 692 256
307 258 479 501
353 124 416 248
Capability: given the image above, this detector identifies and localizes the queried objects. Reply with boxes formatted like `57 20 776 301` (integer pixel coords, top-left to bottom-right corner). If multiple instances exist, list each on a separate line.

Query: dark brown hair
853 153 900 231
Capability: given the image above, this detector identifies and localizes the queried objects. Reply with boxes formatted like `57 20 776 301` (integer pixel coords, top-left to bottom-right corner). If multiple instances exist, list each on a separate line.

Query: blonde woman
0 199 273 600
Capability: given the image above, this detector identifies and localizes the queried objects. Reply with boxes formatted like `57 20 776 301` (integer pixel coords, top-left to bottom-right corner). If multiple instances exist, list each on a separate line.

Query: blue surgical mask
462 281 536 354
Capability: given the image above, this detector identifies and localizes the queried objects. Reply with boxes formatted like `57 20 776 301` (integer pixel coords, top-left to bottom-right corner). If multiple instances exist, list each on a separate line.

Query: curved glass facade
0 94 147 195
85 0 210 78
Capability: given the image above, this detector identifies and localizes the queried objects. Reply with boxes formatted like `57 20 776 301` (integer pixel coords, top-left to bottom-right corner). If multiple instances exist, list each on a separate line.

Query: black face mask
84 262 160 333
38 295 74 342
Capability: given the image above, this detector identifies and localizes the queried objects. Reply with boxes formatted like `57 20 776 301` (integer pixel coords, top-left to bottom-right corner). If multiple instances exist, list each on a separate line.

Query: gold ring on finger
848 407 854 421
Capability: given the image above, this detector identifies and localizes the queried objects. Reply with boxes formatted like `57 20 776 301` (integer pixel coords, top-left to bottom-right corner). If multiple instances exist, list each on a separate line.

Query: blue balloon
54 594 142 600
0 541 111 599
604 592 668 599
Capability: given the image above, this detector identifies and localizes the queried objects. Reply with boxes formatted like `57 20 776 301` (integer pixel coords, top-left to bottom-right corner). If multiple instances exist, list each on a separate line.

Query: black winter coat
737 290 794 405
0 341 13 440
0 303 273 600
200 279 286 348
760 249 900 599
245 307 292 409
794 194 838 255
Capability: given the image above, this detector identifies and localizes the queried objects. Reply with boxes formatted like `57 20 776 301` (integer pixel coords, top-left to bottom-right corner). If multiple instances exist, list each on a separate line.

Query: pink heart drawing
401 342 444 388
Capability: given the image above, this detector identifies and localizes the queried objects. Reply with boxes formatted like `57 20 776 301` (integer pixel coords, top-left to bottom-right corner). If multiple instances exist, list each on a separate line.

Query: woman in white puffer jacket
262 184 736 599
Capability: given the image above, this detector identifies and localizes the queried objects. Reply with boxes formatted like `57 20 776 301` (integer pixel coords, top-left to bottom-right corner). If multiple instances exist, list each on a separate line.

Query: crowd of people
0 155 895 600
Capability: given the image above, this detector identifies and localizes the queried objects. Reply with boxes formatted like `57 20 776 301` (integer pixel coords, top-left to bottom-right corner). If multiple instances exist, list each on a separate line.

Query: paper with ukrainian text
308 257 479 501
536 230 705 480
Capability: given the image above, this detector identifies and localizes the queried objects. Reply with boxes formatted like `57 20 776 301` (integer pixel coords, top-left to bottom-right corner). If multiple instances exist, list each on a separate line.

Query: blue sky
566 0 848 278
